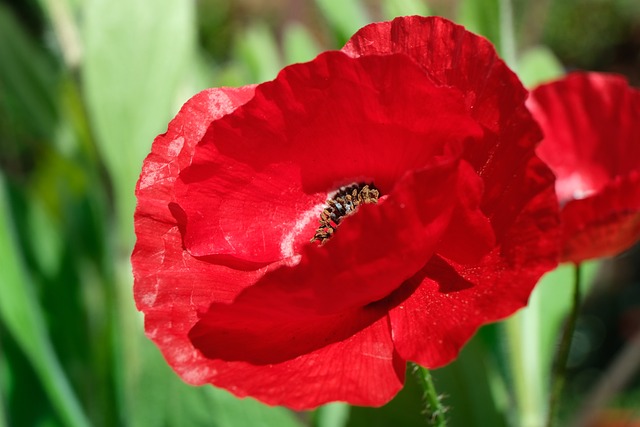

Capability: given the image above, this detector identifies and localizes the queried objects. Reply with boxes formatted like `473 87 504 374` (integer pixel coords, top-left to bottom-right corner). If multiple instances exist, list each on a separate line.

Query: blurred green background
1 0 640 426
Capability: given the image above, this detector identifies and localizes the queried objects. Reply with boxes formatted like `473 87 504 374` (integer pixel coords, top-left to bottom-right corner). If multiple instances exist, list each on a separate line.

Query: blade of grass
128 337 304 427
547 264 582 427
82 0 196 249
36 0 82 68
314 0 369 45
0 176 90 427
283 22 321 65
82 1 198 422
381 0 431 20
346 365 425 427
204 387 305 427
235 23 283 82
504 296 546 427
314 403 350 427
504 262 599 427
517 46 564 88
498 0 516 69
457 0 501 51
0 4 58 140
431 335 508 427
0 362 7 427
457 0 517 69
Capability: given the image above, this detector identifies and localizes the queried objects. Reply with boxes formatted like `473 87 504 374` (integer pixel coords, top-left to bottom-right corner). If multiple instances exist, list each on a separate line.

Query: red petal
390 155 560 367
134 87 257 310
134 18 563 408
387 257 480 367
343 18 560 366
189 294 387 364
436 160 496 264
188 154 483 361
343 16 531 136
132 87 265 386
561 172 640 262
344 17 546 235
148 312 405 409
207 316 406 409
530 72 640 261
174 51 483 265
132 85 400 409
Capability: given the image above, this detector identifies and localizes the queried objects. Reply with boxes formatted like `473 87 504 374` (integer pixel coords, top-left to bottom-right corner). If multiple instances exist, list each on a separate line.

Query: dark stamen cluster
311 183 380 244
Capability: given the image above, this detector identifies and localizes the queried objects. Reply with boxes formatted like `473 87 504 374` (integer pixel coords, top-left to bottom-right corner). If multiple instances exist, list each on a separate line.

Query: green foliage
345 367 425 427
542 0 630 69
0 4 59 167
235 22 284 83
0 176 90 427
517 46 565 88
126 340 304 427
313 0 370 45
381 0 432 20
82 0 196 247
457 0 501 51
430 337 509 427
313 403 350 427
504 262 600 426
283 22 321 65
0 1 313 426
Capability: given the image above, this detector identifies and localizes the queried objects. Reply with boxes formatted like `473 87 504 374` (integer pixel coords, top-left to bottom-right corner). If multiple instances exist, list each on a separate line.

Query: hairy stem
413 364 448 427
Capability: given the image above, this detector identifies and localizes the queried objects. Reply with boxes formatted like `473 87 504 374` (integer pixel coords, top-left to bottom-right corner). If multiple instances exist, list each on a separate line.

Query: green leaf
235 23 283 83
504 262 599 426
0 358 7 427
214 61 253 88
345 366 425 427
204 387 305 427
35 0 83 68
381 0 431 20
82 3 200 424
457 0 516 68
346 335 507 427
517 45 565 88
24 188 64 277
431 336 508 427
457 0 501 47
314 403 350 427
283 22 321 65
0 4 59 142
314 0 370 45
82 0 196 249
0 176 90 427
129 338 304 427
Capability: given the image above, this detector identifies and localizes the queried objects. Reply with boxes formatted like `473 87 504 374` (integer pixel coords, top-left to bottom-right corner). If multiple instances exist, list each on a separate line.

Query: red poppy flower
132 16 560 409
528 72 640 263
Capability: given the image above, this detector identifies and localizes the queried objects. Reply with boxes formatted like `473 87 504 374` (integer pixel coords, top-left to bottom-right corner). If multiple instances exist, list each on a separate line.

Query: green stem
546 263 582 427
413 364 448 427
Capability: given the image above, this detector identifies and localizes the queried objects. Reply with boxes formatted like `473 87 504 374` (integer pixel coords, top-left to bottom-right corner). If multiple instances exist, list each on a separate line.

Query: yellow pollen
311 183 379 244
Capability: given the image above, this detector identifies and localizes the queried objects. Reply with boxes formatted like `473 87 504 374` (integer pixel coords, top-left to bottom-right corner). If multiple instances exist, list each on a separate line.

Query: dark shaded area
541 0 640 85
564 243 640 413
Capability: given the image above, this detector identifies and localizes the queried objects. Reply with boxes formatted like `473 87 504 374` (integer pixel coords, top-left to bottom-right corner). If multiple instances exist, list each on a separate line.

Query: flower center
311 183 380 244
